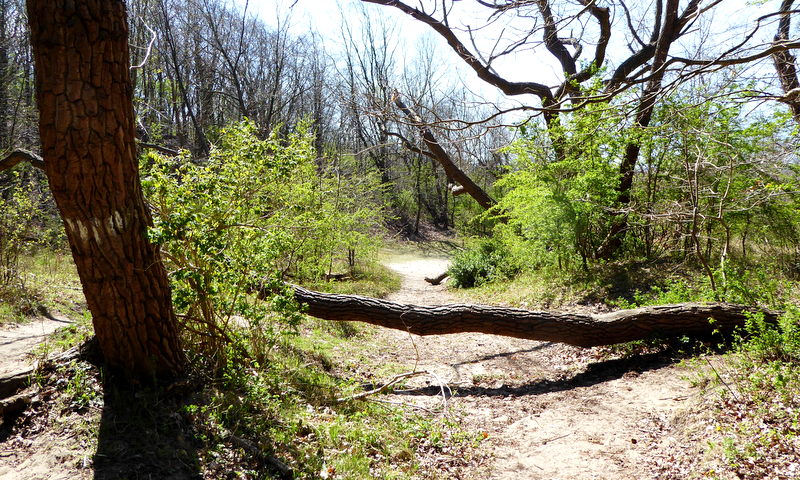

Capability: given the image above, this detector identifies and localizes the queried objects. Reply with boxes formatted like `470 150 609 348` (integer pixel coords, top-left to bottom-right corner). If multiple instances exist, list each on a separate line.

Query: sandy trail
0 316 74 376
377 252 700 479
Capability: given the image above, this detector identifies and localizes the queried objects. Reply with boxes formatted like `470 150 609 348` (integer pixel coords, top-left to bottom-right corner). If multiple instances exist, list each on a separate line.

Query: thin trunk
773 0 800 123
597 0 700 259
393 92 496 211
0 0 8 150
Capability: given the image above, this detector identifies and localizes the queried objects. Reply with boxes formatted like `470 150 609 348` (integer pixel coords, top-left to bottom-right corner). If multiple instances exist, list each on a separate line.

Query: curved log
291 286 777 347
0 149 45 171
424 272 449 285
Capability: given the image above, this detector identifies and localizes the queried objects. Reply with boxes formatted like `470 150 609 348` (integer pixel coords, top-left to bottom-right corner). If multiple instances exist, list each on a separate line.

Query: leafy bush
141 120 387 366
738 307 800 364
448 238 518 288
494 101 623 270
0 167 63 315
1 170 37 288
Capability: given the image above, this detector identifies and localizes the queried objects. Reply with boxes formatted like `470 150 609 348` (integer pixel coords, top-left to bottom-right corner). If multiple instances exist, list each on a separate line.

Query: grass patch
180 316 480 479
305 263 401 298
450 266 598 309
0 250 85 323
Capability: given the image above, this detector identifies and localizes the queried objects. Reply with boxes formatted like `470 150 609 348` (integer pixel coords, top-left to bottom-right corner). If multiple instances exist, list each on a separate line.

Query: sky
244 0 788 118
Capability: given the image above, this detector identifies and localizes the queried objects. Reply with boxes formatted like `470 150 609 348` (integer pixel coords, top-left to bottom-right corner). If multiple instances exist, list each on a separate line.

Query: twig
131 22 157 70
228 434 292 479
137 141 181 156
705 357 740 401
367 398 438 414
542 432 571 445
336 370 427 402
426 369 452 413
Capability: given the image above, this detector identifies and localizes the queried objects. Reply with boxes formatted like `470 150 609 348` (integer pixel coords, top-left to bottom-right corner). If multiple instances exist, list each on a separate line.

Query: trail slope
377 252 700 479
0 316 73 376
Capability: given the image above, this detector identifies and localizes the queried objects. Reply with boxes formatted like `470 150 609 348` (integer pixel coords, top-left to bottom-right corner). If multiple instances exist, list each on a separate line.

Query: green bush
738 307 800 364
448 238 518 288
141 119 388 367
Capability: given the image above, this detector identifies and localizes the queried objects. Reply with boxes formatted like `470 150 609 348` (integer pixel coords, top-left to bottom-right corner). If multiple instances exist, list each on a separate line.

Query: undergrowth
698 307 800 479
185 321 479 479
5 245 478 479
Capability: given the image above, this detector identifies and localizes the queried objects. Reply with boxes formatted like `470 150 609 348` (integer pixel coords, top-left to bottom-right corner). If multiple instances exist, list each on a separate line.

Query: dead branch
0 149 45 172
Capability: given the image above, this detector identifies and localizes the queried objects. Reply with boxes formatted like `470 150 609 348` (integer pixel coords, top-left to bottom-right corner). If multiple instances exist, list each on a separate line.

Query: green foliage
484 82 798 296
448 238 519 288
699 308 800 478
0 167 64 316
634 89 797 281
141 120 388 367
1 170 38 288
739 307 800 364
496 102 623 269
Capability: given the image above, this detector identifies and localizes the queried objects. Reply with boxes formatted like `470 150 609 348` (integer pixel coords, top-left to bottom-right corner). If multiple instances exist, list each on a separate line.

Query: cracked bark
27 0 184 380
290 286 775 347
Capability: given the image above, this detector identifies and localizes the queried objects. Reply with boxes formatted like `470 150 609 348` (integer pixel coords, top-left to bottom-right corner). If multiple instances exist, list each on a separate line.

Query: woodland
0 0 799 478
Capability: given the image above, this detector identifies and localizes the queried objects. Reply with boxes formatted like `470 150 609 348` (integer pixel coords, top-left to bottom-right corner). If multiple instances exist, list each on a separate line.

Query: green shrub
141 119 388 367
738 307 800 364
448 238 518 288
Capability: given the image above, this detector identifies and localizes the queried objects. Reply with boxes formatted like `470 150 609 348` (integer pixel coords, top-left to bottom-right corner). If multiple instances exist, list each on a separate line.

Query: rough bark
773 0 800 123
291 285 775 348
27 0 184 380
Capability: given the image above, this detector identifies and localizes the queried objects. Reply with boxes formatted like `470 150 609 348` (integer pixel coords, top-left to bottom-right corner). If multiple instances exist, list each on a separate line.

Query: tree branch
0 149 45 171
392 91 497 210
360 0 554 101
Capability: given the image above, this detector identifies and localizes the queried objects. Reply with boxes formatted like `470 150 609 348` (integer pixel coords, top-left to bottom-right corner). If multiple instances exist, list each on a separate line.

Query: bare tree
359 0 800 255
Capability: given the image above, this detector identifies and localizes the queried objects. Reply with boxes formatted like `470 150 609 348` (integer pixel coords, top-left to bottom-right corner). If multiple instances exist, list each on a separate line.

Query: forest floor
367 246 719 479
0 245 732 479
0 315 87 480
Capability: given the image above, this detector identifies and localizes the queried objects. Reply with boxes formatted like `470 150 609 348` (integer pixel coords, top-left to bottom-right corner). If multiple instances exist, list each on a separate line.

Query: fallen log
290 285 777 347
424 272 449 285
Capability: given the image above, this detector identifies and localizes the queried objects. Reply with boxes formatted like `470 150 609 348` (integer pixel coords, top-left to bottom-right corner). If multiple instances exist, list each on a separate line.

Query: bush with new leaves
141 120 386 365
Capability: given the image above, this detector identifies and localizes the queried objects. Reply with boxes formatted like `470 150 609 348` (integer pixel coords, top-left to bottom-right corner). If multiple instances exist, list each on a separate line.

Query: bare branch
0 149 44 171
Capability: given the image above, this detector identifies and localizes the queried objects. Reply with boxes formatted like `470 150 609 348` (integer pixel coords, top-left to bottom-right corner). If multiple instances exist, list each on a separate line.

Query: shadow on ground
392 350 680 399
93 381 201 480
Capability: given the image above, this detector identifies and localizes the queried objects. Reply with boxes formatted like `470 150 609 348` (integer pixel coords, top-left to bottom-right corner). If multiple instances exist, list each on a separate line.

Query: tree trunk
27 0 184 380
597 0 700 260
290 286 776 347
0 0 8 151
773 0 800 123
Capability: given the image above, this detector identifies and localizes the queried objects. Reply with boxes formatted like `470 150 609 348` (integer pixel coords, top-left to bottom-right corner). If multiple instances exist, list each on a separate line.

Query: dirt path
0 316 74 376
377 252 701 479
